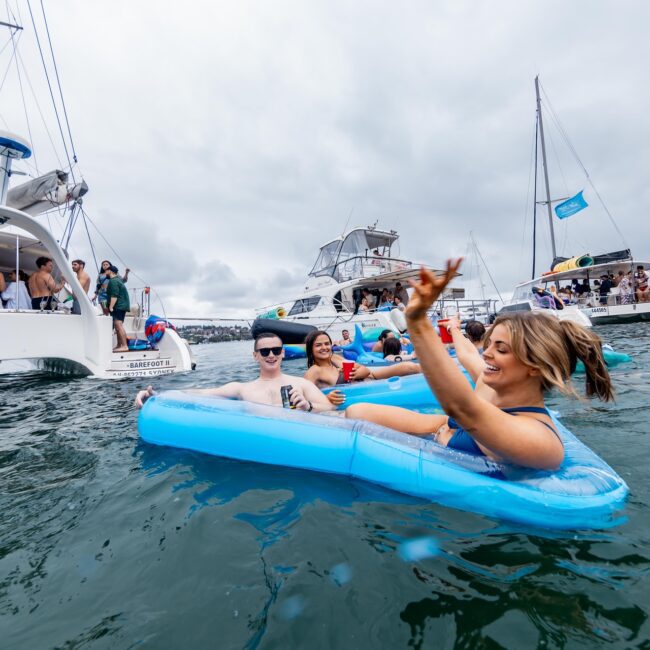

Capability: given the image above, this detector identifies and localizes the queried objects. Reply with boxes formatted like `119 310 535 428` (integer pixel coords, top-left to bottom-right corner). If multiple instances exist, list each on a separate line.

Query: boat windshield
308 228 403 281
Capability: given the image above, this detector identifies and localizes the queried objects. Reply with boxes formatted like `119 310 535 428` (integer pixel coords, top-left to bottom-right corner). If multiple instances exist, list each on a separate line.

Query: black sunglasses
256 346 283 357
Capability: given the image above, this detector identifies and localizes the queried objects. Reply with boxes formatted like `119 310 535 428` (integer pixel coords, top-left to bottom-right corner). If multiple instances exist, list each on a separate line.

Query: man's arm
290 378 336 412
135 382 242 408
187 383 242 399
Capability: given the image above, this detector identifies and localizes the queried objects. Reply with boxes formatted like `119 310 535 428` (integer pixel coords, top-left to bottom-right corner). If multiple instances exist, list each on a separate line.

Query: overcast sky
2 0 649 319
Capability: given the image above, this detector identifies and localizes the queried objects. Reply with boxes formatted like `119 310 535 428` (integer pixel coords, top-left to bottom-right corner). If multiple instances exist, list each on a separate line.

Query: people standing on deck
28 257 65 310
1 270 31 309
635 265 649 303
94 260 130 315
105 265 130 352
361 288 375 310
71 259 91 315
599 274 613 305
394 281 409 306
612 271 625 287
619 271 633 304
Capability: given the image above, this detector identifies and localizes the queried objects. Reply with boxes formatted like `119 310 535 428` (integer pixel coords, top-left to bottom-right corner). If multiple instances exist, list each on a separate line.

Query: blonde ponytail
559 320 614 401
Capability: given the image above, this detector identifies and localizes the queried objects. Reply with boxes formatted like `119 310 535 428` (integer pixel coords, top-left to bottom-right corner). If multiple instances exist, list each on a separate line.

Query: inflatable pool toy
258 307 287 320
577 346 631 373
339 325 413 363
283 344 307 360
552 254 594 273
323 373 450 409
251 318 316 344
138 391 628 530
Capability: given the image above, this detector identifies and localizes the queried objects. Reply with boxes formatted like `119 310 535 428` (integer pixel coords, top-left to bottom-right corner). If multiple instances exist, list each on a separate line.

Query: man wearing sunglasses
135 332 334 412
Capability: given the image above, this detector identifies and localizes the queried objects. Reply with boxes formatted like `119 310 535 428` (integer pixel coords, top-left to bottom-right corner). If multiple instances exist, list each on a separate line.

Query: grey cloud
5 0 649 319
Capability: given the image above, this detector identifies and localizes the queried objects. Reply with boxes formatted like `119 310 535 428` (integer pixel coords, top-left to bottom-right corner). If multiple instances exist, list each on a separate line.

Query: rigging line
540 84 630 249
10 26 39 173
473 240 503 304
81 207 148 286
39 0 77 164
62 203 78 249
17 49 64 169
79 206 99 272
25 0 75 183
0 26 20 92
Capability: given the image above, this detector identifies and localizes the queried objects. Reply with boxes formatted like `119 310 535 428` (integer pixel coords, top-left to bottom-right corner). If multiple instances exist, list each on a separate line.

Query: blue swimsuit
446 407 556 456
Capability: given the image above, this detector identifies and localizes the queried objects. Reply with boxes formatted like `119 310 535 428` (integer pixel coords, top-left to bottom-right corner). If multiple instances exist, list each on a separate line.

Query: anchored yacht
0 133 194 378
255 225 497 339
0 13 193 378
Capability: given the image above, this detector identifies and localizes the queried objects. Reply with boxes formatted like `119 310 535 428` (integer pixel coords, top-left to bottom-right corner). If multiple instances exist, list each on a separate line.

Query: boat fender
390 308 407 333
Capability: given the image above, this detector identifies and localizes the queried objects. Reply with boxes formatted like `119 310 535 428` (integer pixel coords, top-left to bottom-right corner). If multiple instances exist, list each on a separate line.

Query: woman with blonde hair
346 259 613 470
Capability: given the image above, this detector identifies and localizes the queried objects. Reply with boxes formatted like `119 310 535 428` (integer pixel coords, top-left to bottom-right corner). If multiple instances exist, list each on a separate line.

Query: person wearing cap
105 265 130 352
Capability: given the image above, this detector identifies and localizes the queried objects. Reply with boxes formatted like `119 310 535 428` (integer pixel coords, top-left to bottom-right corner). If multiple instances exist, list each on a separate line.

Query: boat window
287 295 321 315
500 302 532 313
309 241 341 277
512 284 536 302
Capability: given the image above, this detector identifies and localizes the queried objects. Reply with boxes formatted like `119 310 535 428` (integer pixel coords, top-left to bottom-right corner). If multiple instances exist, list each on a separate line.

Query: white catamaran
0 13 194 378
502 76 648 326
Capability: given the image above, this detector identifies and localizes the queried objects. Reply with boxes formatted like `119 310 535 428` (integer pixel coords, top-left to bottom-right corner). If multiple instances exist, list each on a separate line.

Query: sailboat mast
535 75 557 264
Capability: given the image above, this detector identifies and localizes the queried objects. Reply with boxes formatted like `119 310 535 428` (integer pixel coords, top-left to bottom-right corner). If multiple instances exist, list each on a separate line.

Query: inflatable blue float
139 391 628 530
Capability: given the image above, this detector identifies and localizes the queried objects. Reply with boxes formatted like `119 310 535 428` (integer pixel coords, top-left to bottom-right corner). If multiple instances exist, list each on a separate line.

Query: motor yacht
255 225 497 339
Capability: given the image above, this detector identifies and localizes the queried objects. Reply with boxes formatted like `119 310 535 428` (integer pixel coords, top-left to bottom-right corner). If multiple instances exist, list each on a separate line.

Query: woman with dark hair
382 337 416 362
346 260 613 470
303 330 349 406
93 260 130 315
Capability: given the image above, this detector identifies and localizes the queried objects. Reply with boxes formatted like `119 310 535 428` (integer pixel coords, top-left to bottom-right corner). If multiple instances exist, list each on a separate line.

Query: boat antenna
535 75 557 265
340 206 354 236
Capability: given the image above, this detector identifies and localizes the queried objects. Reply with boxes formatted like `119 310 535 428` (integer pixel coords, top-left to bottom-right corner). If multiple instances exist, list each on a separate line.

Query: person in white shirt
1 270 32 309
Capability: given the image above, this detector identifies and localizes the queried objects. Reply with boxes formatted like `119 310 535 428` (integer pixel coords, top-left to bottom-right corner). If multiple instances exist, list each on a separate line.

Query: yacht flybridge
256 225 497 339
0 132 194 378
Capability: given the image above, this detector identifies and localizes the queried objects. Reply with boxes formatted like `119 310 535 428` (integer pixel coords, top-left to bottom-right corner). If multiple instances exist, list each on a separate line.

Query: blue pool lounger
138 391 628 530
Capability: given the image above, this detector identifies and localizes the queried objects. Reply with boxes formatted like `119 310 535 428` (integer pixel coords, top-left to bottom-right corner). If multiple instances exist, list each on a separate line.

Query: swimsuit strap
501 406 550 415
447 406 554 433
501 406 557 435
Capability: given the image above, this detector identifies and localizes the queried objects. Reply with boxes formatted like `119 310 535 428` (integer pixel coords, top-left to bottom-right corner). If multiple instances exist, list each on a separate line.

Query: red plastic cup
437 319 453 344
342 360 355 382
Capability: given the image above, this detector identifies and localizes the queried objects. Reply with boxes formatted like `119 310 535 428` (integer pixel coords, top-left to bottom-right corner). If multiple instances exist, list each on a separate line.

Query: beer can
281 385 294 409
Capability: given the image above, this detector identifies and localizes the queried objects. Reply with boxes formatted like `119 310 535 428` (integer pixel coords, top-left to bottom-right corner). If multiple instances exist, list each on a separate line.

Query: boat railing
310 255 413 282
429 298 499 324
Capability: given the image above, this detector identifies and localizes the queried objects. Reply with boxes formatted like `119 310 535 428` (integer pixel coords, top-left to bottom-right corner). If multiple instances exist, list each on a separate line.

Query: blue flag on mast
555 191 588 219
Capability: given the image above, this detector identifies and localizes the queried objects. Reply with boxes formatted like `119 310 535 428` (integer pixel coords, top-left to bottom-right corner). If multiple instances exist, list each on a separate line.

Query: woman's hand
327 390 346 406
447 314 462 333
135 385 155 408
406 259 463 321
350 364 370 380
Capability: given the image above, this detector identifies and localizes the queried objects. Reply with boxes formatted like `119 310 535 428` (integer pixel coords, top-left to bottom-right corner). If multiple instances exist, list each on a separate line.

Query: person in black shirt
598 275 612 305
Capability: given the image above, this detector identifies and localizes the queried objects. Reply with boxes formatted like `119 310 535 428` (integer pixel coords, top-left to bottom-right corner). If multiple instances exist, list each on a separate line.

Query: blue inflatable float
138 391 628 530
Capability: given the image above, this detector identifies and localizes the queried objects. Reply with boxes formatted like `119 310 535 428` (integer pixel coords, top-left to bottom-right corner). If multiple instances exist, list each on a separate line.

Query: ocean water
1 324 649 649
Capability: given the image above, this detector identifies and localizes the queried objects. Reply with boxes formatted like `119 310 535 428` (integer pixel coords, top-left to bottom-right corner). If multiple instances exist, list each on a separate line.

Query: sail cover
6 170 69 214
